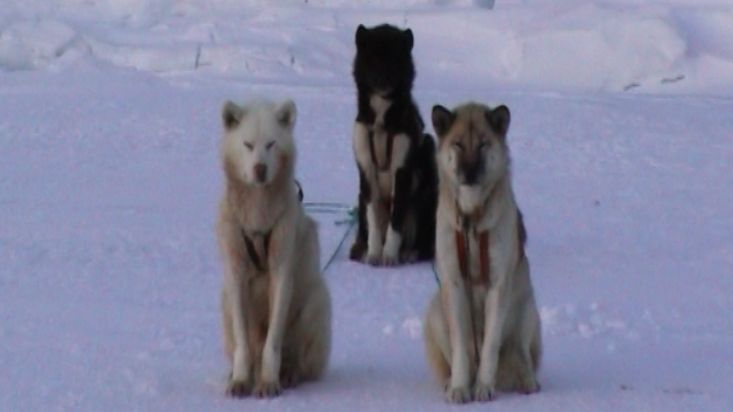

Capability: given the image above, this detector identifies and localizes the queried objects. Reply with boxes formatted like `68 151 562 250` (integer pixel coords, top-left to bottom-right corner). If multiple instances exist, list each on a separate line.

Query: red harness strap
454 222 491 366
478 231 490 286
455 228 491 287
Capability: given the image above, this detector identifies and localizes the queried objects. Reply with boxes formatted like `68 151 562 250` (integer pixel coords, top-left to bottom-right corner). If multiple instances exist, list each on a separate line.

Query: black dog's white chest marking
352 94 411 200
370 94 391 124
368 94 393 171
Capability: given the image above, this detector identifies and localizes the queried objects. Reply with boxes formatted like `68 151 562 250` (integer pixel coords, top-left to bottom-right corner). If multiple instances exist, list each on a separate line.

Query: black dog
349 24 437 266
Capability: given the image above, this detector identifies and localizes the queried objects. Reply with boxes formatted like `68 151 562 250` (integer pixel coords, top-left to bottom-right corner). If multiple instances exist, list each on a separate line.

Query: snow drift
1 0 733 94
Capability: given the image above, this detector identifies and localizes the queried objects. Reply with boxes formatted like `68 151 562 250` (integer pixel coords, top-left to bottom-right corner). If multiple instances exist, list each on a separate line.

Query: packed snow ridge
2 0 733 94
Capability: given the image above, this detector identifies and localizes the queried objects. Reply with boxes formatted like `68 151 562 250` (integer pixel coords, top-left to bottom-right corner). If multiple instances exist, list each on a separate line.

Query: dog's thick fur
423 102 542 403
348 23 438 266
217 99 331 398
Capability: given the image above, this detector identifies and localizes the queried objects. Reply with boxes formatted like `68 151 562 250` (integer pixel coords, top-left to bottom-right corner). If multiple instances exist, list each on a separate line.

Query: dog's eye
243 142 253 151
452 142 465 151
266 141 275 150
478 141 491 150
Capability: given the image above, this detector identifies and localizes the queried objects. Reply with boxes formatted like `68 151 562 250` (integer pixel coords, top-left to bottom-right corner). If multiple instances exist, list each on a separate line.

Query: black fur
348 24 438 263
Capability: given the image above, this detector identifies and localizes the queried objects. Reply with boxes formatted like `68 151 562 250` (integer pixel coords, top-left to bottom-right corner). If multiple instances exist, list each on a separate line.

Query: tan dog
423 102 541 403
217 99 331 398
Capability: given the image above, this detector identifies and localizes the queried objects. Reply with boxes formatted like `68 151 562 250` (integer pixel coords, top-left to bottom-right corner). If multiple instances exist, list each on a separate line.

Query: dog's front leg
226 278 253 397
383 133 411 265
349 167 370 261
365 200 385 265
383 167 411 265
436 220 473 403
475 274 511 401
352 121 383 265
221 246 253 397
256 213 296 398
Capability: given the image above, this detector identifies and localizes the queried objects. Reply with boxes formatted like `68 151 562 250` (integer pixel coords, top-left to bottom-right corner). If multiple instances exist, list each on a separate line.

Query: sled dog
217 99 331 398
423 102 541 403
348 23 438 266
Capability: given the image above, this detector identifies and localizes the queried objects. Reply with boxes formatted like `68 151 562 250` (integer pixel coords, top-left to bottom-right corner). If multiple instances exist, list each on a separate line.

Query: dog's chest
369 94 391 125
460 231 487 283
353 94 412 198
368 94 392 171
471 235 490 284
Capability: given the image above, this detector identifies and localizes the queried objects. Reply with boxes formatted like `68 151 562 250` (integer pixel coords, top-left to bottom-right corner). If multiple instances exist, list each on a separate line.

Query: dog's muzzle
459 157 483 186
254 163 268 183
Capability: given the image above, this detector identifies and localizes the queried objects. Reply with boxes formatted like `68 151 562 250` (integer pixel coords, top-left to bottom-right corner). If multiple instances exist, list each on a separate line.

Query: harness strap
367 129 394 172
454 216 489 368
241 229 271 272
478 231 490 286
455 230 468 281
454 227 491 287
235 179 307 273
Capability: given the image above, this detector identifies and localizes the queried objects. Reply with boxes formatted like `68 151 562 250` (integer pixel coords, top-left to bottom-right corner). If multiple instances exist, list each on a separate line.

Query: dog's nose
460 158 482 186
254 163 267 183
463 170 479 185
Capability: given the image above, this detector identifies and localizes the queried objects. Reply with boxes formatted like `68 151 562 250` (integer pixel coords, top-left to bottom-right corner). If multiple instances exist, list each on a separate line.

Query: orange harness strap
454 228 490 287
478 231 490 286
454 221 490 366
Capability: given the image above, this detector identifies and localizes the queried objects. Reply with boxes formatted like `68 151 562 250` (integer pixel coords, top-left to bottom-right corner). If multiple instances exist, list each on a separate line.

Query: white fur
436 213 473 402
366 202 383 264
219 99 331 398
438 144 457 185
352 122 372 174
370 94 392 126
222 100 296 186
382 226 401 265
457 185 486 216
389 133 410 174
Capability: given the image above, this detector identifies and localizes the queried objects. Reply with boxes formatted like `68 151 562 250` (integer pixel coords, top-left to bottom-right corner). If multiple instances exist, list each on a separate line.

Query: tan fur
217 100 331 398
425 102 542 403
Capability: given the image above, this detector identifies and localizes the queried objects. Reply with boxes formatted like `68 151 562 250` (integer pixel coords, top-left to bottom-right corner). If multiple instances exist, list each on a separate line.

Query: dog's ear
355 24 368 49
432 105 455 138
222 101 245 130
403 28 414 51
276 99 297 129
486 105 511 136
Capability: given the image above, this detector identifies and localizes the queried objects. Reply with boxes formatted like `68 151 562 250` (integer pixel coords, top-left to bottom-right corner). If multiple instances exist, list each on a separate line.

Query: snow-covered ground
1 1 732 411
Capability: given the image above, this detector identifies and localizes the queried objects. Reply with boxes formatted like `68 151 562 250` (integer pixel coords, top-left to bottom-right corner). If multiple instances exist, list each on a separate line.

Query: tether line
304 202 357 274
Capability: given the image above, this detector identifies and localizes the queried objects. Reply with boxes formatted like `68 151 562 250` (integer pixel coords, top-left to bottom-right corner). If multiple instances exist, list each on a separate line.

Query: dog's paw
445 385 472 403
254 381 282 398
280 368 300 389
474 383 497 402
349 241 366 261
381 253 399 266
400 251 419 264
517 378 540 395
365 253 382 266
226 378 252 398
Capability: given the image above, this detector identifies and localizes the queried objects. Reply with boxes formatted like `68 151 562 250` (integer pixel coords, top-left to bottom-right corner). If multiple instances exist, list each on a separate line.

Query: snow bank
0 19 79 70
1 1 732 94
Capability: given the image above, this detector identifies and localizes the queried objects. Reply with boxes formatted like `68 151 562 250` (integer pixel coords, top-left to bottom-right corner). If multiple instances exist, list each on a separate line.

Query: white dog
217 99 331 398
